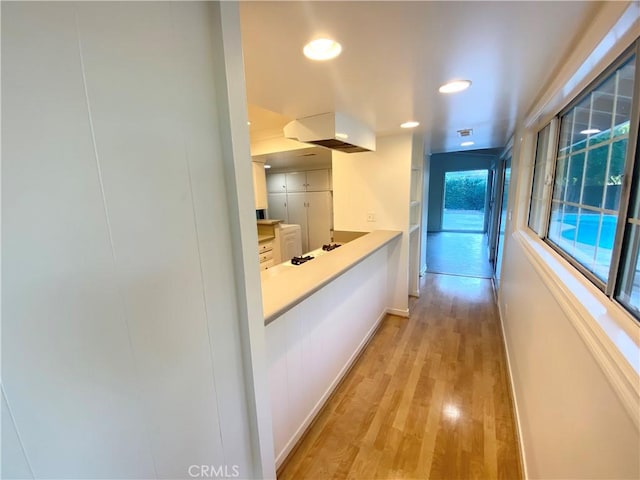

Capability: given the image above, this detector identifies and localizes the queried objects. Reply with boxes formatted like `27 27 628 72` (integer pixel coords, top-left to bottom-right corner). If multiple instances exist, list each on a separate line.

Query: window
548 54 635 284
528 122 553 235
528 40 640 320
618 186 640 316
442 169 489 232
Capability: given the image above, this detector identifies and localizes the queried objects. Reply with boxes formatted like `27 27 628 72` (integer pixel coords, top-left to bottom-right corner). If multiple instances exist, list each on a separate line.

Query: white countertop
261 230 402 325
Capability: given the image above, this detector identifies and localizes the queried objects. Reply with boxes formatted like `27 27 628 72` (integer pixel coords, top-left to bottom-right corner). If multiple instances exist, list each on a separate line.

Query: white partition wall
2 2 273 478
332 134 413 315
265 242 397 467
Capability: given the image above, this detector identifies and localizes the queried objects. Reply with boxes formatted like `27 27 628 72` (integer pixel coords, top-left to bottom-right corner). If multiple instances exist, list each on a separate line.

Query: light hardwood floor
278 273 522 480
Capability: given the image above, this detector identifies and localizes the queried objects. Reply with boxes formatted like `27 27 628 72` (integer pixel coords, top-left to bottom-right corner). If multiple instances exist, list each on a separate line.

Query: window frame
613 43 640 312
615 136 640 316
528 118 560 238
528 39 640 318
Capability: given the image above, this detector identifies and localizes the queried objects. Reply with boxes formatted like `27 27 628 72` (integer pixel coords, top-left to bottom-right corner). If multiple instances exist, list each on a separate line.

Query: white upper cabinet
277 169 331 192
265 168 333 252
305 169 330 192
284 172 307 192
266 172 287 193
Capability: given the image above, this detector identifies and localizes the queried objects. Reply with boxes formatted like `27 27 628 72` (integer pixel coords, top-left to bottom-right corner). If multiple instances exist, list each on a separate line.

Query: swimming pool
559 213 617 249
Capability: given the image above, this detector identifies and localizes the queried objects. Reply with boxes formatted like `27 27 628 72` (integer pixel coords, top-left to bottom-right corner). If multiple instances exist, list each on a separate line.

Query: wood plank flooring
278 273 522 480
426 232 494 278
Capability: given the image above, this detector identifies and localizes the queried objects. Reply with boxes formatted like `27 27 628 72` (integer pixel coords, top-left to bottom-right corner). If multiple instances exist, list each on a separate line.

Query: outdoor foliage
555 122 629 209
444 174 487 211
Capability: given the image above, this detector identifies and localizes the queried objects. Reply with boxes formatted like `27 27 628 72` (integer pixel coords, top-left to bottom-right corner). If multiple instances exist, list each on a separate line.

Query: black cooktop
291 255 314 265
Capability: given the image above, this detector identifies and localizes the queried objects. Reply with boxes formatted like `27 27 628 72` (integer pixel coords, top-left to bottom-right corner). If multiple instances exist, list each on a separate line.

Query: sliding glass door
442 169 489 232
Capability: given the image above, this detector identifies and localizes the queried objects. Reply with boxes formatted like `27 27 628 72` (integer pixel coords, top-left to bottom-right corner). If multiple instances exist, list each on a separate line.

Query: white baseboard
386 307 409 318
274 307 387 468
496 300 529 479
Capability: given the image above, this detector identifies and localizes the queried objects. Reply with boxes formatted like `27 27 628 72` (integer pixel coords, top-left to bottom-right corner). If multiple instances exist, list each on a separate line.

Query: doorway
427 168 493 278
442 169 489 232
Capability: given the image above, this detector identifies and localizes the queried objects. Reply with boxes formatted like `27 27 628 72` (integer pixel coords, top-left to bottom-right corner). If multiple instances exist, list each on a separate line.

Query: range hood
283 112 376 153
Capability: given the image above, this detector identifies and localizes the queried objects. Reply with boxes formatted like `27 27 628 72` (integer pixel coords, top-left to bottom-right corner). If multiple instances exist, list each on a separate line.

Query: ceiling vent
284 112 376 153
457 128 473 137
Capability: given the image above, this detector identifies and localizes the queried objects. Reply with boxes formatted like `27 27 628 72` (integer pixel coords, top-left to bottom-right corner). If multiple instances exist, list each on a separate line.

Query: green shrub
445 175 487 210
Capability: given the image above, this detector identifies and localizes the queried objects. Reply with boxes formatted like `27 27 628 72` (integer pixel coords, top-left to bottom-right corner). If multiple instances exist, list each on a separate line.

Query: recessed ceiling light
439 80 472 94
461 141 475 147
401 121 420 129
264 164 271 169
580 128 601 134
303 38 342 61
247 121 251 126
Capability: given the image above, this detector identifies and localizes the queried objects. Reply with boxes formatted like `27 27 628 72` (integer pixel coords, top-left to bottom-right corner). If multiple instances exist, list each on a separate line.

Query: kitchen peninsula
262 229 402 467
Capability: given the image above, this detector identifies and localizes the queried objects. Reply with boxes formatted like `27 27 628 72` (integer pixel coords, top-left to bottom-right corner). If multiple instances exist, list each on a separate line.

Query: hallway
427 232 494 278
278 273 522 479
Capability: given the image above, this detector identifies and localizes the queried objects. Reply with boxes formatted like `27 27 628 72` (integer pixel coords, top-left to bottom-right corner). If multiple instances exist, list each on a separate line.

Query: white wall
499 2 640 478
501 235 640 479
332 133 413 314
2 2 273 478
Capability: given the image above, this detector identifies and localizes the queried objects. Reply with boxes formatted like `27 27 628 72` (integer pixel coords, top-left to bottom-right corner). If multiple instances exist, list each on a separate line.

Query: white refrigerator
278 224 302 263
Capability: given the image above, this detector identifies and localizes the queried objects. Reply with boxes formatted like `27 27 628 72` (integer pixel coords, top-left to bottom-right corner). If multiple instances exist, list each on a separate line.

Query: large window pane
548 54 636 285
553 153 569 201
557 110 574 156
548 202 563 239
583 144 609 209
605 138 627 210
442 170 488 231
566 152 586 204
574 209 598 264
594 213 617 280
587 72 616 147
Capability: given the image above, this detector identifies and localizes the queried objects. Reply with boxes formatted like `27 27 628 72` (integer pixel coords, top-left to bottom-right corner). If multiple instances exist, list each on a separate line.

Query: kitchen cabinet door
266 173 286 193
252 162 268 210
286 192 308 252
285 172 307 192
267 193 288 222
306 191 332 250
305 169 330 192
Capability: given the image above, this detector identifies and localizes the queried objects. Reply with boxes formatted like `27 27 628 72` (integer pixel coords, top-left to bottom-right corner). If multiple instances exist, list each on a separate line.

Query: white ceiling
240 1 601 154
